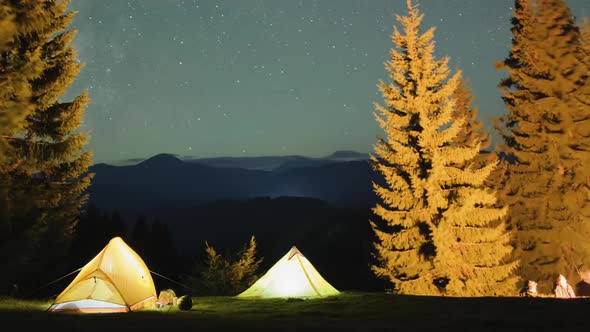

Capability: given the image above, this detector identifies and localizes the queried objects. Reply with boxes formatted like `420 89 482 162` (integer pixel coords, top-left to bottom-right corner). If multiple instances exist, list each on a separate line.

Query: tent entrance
49 299 129 313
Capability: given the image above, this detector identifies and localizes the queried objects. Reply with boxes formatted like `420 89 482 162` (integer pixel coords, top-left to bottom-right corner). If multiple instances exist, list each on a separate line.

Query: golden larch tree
370 0 518 296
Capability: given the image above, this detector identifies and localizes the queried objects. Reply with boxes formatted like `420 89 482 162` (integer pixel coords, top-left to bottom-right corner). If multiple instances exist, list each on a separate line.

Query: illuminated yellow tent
237 246 339 298
48 237 157 313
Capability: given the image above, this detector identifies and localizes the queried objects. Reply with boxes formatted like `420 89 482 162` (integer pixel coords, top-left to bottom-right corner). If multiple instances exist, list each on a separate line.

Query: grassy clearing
1 292 589 331
0 297 51 311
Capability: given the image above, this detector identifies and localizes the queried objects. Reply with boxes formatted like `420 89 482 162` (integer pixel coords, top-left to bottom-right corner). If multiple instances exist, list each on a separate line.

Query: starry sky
65 0 588 165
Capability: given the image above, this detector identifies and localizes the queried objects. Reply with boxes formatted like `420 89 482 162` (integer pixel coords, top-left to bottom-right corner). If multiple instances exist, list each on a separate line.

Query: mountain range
115 150 369 171
87 150 376 217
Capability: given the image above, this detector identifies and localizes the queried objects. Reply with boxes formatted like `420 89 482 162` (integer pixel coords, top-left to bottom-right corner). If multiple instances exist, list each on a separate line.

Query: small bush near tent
189 236 263 295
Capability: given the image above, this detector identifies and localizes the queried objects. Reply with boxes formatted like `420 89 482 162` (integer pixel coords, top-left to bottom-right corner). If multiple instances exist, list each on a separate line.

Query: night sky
66 0 588 165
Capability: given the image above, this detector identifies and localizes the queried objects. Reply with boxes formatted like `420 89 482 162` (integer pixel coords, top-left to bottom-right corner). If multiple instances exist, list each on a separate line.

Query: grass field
1 292 589 331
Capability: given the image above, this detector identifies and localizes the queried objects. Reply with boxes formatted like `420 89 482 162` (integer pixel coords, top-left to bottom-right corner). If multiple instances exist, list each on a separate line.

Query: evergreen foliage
148 218 180 278
495 0 590 292
200 242 232 295
0 0 93 294
130 215 150 256
69 203 127 269
453 79 491 151
0 3 15 51
0 1 46 158
581 17 590 65
452 78 497 170
370 0 517 296
194 236 263 295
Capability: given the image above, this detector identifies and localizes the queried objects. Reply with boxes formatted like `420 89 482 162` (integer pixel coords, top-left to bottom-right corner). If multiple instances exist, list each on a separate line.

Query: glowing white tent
237 246 339 298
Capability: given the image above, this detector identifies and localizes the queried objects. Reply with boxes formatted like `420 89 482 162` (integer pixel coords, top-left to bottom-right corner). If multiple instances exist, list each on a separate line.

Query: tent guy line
24 267 84 300
148 270 193 291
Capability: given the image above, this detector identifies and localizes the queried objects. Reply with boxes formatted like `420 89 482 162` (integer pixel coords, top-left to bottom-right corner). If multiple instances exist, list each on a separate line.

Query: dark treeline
21 197 385 299
21 203 190 298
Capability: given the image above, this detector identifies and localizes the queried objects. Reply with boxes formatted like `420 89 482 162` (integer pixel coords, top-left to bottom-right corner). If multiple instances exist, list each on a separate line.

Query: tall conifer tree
496 0 590 292
453 79 490 151
0 4 16 51
370 0 517 296
452 79 495 168
0 2 46 166
581 17 590 64
1 0 50 293
0 0 93 292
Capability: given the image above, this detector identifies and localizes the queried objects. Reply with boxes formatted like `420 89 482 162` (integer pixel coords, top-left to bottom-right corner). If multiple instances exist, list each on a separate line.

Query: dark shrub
177 295 192 311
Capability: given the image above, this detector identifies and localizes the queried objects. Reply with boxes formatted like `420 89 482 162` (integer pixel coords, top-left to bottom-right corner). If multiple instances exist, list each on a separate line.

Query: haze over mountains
88 150 375 217
112 150 369 170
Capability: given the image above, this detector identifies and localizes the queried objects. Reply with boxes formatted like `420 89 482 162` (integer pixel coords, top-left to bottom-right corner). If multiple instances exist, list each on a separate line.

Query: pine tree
581 17 590 64
149 219 179 282
0 4 16 51
0 3 34 293
0 0 93 293
199 241 232 295
131 215 150 256
370 0 517 296
453 79 490 151
193 236 263 295
230 235 263 293
109 210 126 239
451 78 497 171
0 2 44 160
495 0 590 293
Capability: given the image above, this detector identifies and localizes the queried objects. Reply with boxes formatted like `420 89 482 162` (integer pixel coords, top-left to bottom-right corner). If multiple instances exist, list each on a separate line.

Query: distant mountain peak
137 153 184 167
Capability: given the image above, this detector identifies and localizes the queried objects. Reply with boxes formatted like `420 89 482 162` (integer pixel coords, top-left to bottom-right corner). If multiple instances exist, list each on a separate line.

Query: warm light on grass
0 297 51 311
1 293 590 330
